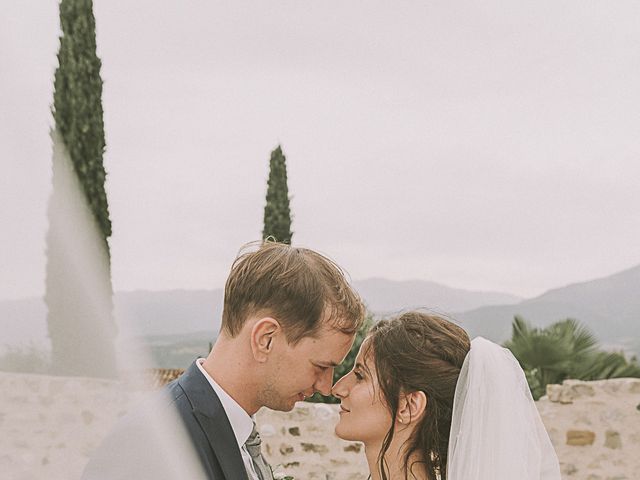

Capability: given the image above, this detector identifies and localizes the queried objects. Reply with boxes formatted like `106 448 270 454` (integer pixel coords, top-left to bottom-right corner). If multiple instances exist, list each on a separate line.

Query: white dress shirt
196 358 261 480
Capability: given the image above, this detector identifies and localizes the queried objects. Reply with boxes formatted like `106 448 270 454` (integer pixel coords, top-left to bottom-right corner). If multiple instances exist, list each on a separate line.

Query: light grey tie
245 424 274 480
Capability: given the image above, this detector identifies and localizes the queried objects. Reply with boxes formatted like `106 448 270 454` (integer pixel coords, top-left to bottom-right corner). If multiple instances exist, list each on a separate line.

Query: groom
82 242 365 480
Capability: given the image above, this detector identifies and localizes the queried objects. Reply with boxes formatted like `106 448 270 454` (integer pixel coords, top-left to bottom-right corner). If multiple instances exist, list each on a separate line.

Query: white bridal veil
447 337 561 480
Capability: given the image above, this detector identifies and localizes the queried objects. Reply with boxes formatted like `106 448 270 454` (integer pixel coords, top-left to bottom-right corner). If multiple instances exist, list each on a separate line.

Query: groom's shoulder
87 364 202 457
120 368 198 424
164 375 189 404
163 360 209 409
81 369 207 480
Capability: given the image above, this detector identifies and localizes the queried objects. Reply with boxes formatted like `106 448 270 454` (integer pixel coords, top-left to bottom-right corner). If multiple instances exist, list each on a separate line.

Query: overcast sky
2 0 639 301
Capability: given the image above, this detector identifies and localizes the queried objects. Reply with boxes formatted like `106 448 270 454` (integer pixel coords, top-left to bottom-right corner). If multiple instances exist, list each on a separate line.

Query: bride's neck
364 439 429 480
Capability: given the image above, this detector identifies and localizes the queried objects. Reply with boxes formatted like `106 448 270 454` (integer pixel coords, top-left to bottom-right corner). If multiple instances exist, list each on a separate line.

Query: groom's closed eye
314 360 339 369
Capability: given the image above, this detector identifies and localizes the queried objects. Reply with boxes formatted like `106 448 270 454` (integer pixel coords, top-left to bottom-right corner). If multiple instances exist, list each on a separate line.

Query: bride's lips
298 393 307 401
339 404 350 414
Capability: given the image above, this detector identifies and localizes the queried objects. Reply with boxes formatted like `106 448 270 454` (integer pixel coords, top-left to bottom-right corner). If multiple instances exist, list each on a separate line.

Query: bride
331 311 561 480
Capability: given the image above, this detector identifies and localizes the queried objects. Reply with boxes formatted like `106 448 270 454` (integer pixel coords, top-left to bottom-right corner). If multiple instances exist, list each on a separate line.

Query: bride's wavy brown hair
364 311 470 480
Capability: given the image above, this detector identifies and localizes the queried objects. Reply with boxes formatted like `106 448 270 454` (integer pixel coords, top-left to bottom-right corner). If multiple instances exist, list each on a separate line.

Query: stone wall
538 378 640 480
1 372 639 479
256 402 368 480
0 372 143 480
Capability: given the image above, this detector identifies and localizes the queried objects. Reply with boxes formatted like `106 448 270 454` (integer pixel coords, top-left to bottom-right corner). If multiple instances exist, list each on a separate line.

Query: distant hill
456 265 640 354
0 289 223 347
114 289 223 337
0 296 48 347
2 269 638 360
353 278 521 314
0 280 519 347
119 330 216 369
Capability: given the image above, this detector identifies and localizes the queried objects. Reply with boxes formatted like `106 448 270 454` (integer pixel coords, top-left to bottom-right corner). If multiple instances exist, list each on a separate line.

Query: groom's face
259 321 355 411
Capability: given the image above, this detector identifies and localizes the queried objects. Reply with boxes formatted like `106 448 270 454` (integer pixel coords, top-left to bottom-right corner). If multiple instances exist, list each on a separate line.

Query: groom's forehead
307 339 350 366
295 324 354 362
317 341 355 366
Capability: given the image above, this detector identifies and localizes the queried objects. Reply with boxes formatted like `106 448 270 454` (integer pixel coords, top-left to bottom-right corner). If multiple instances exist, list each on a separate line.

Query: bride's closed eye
353 370 364 381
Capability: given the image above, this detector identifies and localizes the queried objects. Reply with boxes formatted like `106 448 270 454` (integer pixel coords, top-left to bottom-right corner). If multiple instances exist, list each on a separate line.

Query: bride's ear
251 317 280 362
397 390 427 425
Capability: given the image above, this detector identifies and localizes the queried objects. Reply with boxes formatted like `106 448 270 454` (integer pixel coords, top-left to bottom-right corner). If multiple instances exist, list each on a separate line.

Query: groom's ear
397 390 427 425
250 317 280 362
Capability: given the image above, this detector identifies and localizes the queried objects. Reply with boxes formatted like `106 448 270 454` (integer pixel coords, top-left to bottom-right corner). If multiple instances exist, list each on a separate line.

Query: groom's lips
298 393 307 401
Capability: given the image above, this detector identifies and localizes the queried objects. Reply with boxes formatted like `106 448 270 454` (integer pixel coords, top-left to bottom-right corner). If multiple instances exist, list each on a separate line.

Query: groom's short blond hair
221 241 365 344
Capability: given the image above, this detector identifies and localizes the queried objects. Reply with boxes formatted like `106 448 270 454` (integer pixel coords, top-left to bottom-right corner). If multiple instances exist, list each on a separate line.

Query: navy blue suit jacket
82 361 249 480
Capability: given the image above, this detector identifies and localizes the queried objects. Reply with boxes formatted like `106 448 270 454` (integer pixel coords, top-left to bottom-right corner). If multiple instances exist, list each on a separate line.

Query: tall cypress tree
46 0 117 377
53 0 111 245
262 145 293 244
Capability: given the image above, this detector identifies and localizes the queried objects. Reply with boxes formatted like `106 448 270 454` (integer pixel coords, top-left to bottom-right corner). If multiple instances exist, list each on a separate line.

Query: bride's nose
331 374 349 399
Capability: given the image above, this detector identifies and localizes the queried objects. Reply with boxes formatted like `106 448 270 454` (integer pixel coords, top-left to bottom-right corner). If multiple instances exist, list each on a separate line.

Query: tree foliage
262 145 293 244
504 316 640 399
307 314 375 404
53 0 111 250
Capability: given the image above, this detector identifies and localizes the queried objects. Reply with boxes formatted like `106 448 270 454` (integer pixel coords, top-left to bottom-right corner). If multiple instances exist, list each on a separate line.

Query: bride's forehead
356 343 375 368
357 336 374 355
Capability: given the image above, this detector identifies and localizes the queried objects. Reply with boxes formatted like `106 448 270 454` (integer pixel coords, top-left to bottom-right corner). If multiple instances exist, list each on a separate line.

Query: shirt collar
196 358 254 448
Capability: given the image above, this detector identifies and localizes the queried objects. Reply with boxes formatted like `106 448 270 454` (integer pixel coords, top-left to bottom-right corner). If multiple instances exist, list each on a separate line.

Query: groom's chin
266 396 299 412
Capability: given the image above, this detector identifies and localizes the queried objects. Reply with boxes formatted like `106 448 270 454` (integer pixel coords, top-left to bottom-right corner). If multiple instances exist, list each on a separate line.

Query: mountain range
456 265 640 353
353 278 521 314
1 265 638 360
0 280 520 346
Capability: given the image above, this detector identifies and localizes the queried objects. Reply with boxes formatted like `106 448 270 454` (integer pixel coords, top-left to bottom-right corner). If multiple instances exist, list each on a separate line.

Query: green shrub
0 343 51 374
504 316 640 400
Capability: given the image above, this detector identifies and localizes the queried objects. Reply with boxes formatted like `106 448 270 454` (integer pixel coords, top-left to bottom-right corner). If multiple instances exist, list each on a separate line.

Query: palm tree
573 350 640 380
504 316 640 399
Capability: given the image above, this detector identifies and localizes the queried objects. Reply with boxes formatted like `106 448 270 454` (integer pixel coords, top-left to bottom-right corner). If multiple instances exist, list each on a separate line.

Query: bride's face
331 341 392 444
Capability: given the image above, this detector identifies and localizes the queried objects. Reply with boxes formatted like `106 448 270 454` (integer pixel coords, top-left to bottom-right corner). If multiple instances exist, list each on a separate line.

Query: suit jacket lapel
193 410 250 480
179 362 249 480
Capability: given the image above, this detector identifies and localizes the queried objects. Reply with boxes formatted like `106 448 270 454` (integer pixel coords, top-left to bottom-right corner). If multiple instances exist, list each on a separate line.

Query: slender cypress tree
46 0 117 377
262 145 293 244
53 0 111 245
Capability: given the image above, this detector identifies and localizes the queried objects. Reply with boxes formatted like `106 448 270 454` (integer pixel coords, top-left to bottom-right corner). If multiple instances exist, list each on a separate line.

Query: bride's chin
334 422 357 442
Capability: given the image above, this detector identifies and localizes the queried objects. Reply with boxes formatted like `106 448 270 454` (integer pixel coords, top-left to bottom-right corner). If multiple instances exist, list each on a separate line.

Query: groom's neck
202 335 261 415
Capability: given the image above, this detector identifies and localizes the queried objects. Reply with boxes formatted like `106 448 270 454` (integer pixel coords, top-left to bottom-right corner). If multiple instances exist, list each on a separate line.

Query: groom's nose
314 367 334 396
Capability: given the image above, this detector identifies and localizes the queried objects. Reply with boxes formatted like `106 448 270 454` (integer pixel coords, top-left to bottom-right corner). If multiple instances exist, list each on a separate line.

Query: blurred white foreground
1 132 207 479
